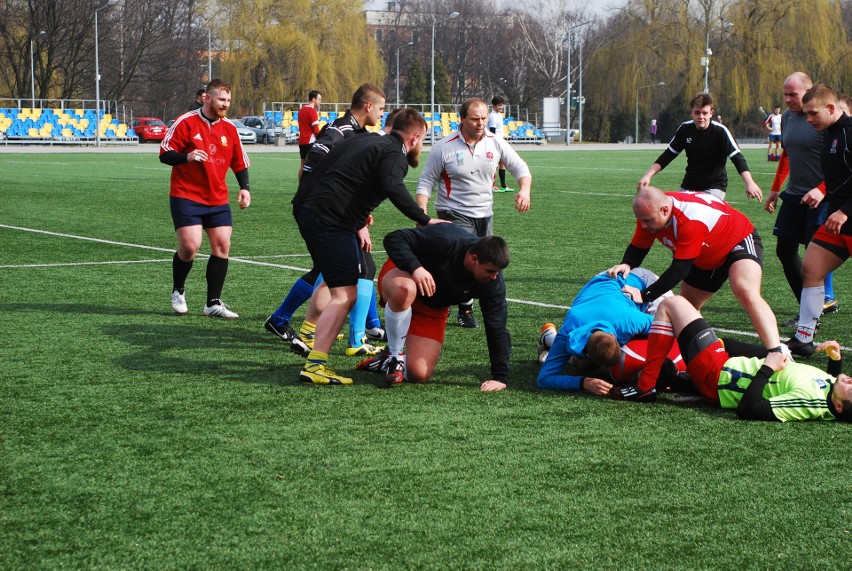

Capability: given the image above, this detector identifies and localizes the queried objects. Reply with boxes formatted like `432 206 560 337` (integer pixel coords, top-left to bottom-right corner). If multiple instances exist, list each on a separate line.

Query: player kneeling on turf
357 224 511 391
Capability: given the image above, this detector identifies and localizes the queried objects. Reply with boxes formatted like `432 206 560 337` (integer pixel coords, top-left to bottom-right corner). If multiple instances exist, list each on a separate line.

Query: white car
230 119 257 144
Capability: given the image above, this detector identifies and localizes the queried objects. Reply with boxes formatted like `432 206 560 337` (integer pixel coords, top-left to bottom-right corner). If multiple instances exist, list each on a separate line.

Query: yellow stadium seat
62 128 73 138
27 127 39 137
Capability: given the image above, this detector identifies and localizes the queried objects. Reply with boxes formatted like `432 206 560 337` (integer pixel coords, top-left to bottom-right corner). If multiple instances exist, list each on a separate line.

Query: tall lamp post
95 0 117 147
30 31 46 109
703 22 733 93
635 81 665 144
430 11 459 145
563 21 590 144
204 27 212 81
396 41 414 105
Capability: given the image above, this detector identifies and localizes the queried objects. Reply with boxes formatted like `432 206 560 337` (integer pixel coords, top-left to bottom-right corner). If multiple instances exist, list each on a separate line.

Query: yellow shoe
345 343 385 357
299 363 353 385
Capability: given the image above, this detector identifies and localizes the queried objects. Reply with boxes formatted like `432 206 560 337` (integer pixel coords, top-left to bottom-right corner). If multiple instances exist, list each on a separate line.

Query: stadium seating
0 107 136 144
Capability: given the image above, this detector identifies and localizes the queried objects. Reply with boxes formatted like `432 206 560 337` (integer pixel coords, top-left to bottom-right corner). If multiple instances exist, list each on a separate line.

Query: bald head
784 72 813 114
633 186 672 233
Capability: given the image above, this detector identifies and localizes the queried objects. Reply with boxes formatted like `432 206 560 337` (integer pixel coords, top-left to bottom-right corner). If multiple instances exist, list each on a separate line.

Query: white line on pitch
4 224 849 353
0 259 171 269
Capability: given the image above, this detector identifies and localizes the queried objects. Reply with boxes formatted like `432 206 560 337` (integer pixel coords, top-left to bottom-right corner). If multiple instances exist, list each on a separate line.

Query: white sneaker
171 289 188 314
203 300 239 318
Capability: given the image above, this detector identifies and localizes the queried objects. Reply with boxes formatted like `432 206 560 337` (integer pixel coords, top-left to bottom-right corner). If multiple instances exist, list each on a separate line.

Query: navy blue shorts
683 230 763 293
296 207 361 288
769 134 781 143
170 197 232 230
773 192 828 244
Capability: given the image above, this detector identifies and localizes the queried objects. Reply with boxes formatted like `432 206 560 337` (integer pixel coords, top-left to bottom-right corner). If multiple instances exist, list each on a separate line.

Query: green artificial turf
1 147 850 568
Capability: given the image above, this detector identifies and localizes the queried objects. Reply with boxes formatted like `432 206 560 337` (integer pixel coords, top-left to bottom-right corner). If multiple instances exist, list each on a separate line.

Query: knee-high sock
366 286 382 330
499 168 507 187
385 305 412 356
271 277 314 325
205 255 228 303
172 252 193 292
348 279 374 347
636 321 675 392
824 272 836 300
796 285 824 342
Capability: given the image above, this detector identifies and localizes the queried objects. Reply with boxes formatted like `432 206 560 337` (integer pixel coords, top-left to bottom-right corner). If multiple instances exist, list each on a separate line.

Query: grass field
2 146 851 568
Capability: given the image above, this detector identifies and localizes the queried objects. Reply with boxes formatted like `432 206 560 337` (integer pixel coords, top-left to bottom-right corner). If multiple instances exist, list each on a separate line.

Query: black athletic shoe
784 336 815 357
289 336 312 357
457 308 478 328
823 298 840 314
264 316 296 342
382 356 405 388
356 347 391 373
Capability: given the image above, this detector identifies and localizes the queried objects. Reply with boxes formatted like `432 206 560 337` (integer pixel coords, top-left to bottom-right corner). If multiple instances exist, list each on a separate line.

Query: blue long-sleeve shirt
537 273 653 391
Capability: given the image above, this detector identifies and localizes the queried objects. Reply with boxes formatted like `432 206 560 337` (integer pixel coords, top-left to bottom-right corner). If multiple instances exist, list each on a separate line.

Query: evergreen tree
434 57 451 105
403 59 428 105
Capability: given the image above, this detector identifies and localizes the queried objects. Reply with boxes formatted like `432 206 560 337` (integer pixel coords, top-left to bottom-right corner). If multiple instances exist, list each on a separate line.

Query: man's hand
582 377 613 395
620 285 643 304
744 180 763 202
816 340 841 361
411 267 436 297
606 264 631 279
357 225 372 252
764 191 779 214
480 380 507 392
609 385 657 402
763 351 789 372
824 210 848 235
514 189 531 213
800 188 824 209
189 149 207 163
237 189 251 209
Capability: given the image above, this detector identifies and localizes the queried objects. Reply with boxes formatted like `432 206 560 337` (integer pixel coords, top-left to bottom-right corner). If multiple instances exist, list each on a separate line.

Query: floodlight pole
564 21 590 144
396 41 414 105
635 82 665 144
30 31 46 109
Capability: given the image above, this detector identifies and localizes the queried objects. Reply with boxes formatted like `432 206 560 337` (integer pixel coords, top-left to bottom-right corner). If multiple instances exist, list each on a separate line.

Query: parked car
130 117 167 143
240 116 280 144
230 119 257 144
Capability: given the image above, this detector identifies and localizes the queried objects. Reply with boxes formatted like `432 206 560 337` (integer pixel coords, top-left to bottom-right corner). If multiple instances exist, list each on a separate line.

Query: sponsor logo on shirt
221 135 228 146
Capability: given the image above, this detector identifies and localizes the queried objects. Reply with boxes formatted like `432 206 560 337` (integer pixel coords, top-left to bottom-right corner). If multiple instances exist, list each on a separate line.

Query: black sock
721 338 768 358
172 252 193 292
499 169 507 187
206 255 229 304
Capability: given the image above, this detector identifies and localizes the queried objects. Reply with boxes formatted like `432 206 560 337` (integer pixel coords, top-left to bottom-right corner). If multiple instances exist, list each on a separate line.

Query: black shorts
170 197 232 230
299 144 312 159
436 210 492 237
682 230 763 293
296 207 361 288
773 192 828 244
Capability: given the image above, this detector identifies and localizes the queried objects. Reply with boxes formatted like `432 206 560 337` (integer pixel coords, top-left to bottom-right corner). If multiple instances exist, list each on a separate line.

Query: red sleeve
770 149 789 192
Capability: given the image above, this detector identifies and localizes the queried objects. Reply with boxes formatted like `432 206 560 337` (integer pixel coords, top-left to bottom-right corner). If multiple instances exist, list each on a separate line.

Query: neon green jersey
717 357 836 422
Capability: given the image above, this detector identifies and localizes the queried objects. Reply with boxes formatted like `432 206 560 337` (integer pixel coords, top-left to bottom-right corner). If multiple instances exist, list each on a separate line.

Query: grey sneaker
202 300 239 318
171 289 188 314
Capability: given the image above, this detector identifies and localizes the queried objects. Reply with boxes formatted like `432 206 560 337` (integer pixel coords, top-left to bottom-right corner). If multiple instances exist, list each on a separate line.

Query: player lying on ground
535 268 671 395
615 295 852 423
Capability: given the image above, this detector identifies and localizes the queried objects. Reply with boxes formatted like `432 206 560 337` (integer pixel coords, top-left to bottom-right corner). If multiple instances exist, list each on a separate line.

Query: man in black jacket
295 108 444 386
358 224 511 392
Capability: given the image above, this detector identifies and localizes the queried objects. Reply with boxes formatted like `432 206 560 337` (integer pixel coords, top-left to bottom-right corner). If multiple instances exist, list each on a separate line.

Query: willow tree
725 0 852 117
213 0 385 112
